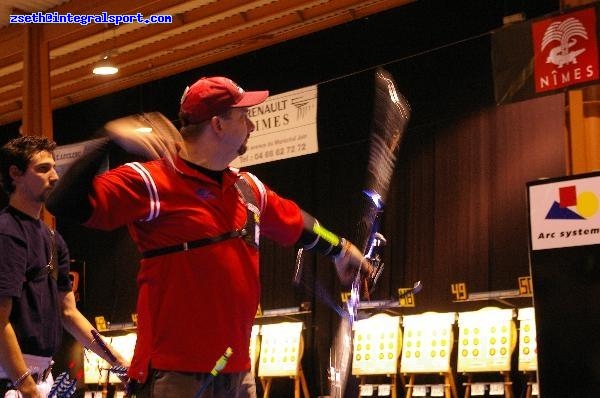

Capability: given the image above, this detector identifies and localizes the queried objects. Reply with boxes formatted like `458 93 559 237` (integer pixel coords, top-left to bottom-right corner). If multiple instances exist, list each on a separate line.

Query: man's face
12 150 59 203
218 107 255 158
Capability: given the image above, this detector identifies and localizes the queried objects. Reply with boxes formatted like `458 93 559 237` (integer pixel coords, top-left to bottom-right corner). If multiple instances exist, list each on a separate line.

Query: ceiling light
92 55 118 75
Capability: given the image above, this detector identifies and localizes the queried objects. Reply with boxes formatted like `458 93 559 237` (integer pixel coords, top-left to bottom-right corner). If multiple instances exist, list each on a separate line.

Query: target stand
399 312 458 398
516 308 538 398
457 308 517 398
256 322 309 398
351 314 402 397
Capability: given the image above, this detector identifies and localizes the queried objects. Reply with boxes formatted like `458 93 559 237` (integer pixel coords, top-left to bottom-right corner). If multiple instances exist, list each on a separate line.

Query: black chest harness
140 176 260 259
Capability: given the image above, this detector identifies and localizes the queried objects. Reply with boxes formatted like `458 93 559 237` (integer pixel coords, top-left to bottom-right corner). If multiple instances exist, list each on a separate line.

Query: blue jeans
131 370 257 398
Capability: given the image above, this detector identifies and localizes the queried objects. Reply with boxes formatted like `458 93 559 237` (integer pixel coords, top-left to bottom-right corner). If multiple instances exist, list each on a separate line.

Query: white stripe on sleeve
125 162 160 221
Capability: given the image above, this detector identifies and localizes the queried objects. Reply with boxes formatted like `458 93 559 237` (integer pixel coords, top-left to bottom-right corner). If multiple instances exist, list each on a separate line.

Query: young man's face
12 150 59 203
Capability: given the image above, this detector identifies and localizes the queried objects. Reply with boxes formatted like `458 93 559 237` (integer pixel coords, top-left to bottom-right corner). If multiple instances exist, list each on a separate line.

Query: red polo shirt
84 156 303 382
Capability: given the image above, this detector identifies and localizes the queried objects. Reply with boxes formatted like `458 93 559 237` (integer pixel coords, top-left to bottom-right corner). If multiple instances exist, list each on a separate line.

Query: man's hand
333 239 374 286
105 112 184 167
7 376 42 398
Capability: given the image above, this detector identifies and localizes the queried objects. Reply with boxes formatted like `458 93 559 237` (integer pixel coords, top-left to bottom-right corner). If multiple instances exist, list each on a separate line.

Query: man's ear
209 115 224 138
8 165 24 180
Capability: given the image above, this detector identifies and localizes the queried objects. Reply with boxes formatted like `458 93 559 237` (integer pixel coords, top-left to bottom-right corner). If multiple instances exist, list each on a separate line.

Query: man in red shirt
47 76 371 398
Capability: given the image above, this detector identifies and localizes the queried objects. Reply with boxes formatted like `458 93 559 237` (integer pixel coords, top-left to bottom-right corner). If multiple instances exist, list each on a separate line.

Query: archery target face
457 308 516 372
517 307 538 372
352 314 401 375
400 312 456 373
257 322 303 377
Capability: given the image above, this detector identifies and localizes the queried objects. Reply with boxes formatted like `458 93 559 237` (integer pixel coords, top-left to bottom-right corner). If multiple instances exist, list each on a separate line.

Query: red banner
532 7 599 93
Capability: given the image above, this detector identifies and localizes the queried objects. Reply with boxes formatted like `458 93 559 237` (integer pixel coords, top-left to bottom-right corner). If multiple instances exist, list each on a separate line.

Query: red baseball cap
179 76 269 124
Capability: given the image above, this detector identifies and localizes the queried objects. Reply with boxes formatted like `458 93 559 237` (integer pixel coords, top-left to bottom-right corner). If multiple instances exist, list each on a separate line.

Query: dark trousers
130 370 257 398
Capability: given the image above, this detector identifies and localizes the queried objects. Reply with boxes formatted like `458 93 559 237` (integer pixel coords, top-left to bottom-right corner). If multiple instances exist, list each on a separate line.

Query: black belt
141 229 247 259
